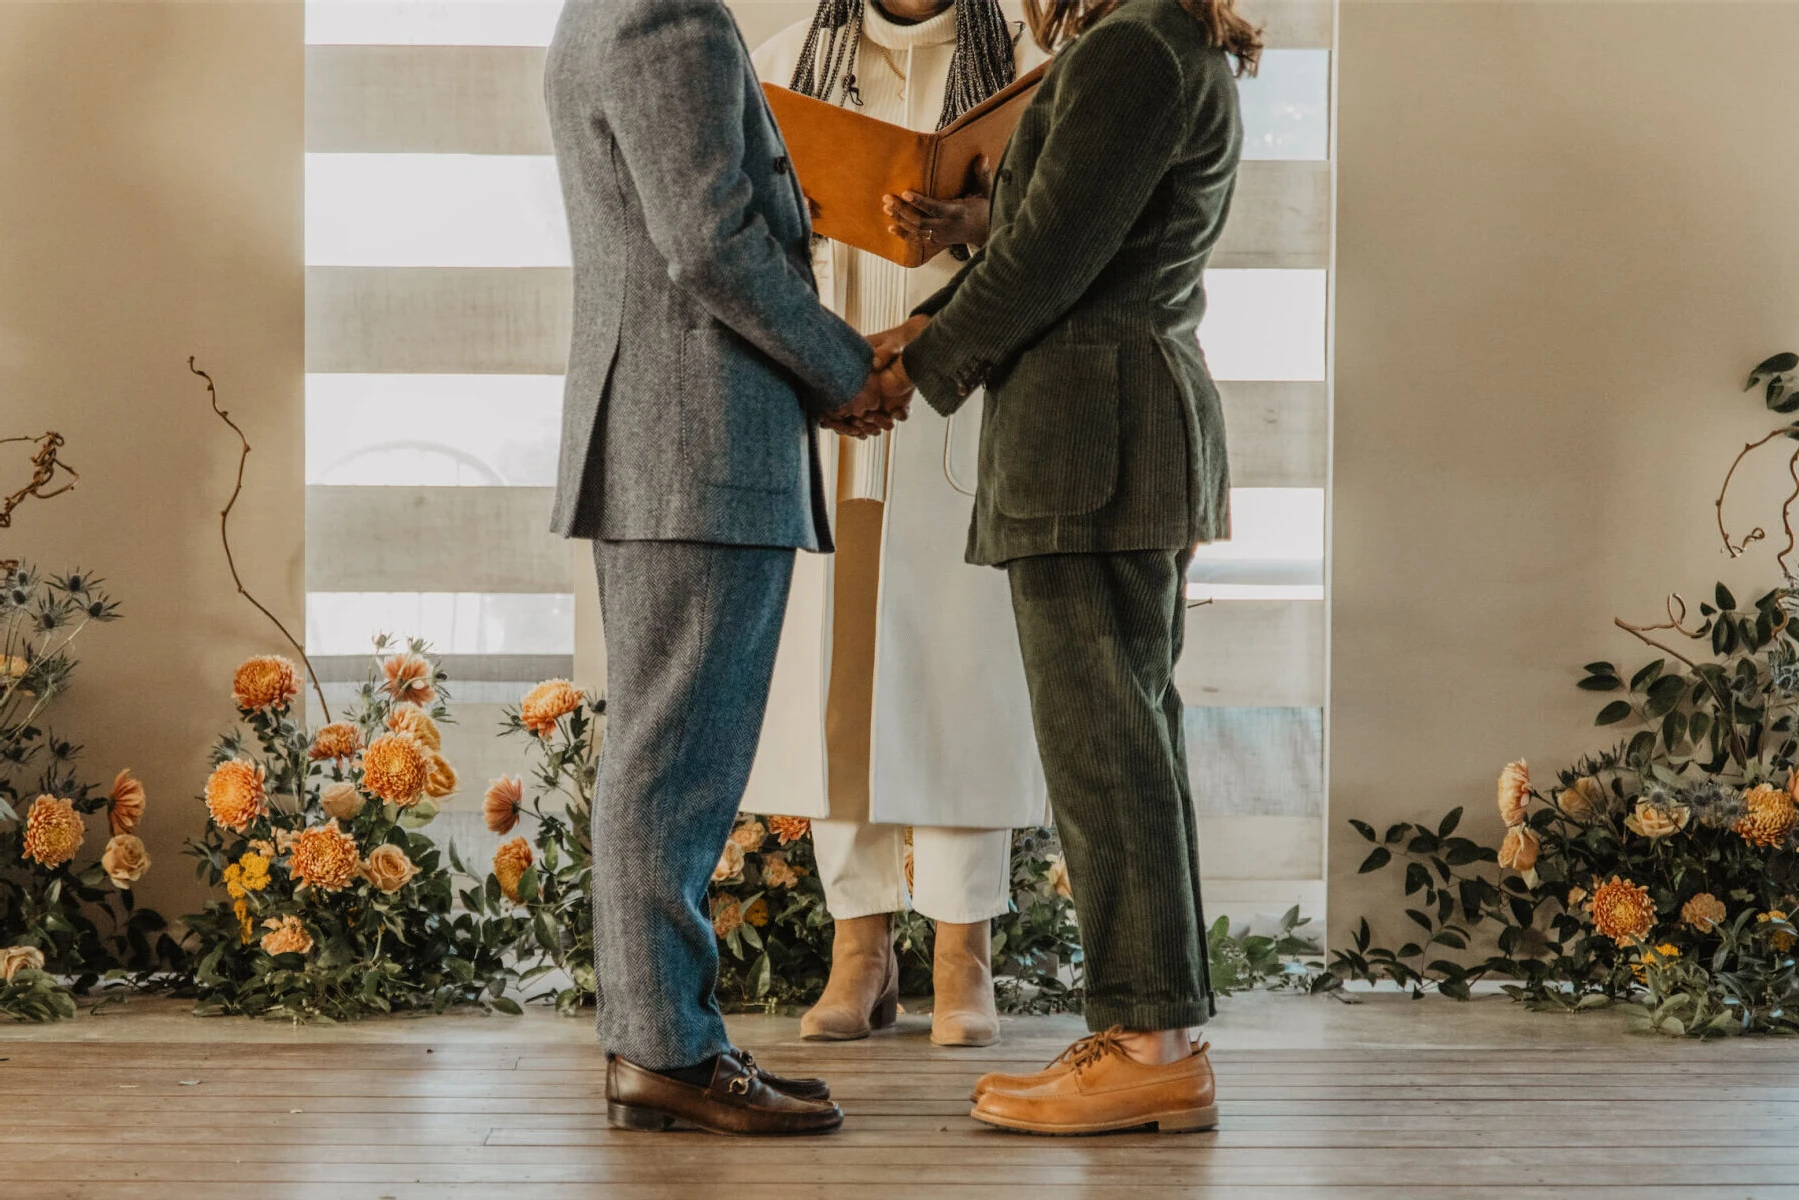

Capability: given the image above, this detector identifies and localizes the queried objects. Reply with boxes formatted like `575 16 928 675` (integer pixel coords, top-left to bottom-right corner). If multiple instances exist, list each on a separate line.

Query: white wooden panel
1212 160 1331 270
1179 599 1323 708
1186 706 1322 817
306 267 570 374
306 46 551 154
306 485 566 593
1197 814 1323 881
1220 381 1327 488
1239 0 1334 50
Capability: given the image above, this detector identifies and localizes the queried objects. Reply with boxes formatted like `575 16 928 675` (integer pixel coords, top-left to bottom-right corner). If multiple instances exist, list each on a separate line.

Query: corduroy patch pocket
989 343 1121 520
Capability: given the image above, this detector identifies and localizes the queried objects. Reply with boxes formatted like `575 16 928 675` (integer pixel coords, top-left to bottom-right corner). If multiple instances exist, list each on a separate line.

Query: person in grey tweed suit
544 0 908 1136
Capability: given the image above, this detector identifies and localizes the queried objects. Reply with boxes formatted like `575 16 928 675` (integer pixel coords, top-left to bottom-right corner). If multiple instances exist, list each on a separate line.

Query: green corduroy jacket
902 0 1243 567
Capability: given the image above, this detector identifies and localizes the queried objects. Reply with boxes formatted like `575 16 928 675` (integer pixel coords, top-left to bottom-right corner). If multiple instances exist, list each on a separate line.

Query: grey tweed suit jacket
544 0 872 550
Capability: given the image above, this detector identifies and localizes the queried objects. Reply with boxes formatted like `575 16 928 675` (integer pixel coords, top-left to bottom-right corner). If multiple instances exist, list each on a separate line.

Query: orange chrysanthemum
204 760 267 833
520 679 583 737
1761 910 1798 952
108 768 145 836
484 777 523 835
289 820 361 892
380 652 437 707
260 916 314 957
423 752 457 800
385 704 442 752
1682 892 1727 935
493 837 534 903
308 721 363 762
21 795 84 868
1590 875 1656 946
766 815 811 846
359 732 430 807
232 655 301 712
1736 784 1798 848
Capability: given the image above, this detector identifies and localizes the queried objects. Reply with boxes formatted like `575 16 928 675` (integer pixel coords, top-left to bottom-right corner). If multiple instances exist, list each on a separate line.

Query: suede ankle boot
800 914 898 1041
930 920 999 1047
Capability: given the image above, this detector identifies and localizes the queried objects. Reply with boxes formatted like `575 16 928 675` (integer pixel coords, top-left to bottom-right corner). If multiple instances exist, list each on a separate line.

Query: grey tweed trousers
589 538 795 1069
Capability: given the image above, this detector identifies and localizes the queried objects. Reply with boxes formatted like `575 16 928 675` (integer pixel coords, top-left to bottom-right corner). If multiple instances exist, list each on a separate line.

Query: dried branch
0 431 80 572
191 357 330 721
1716 427 1797 561
1628 593 1708 641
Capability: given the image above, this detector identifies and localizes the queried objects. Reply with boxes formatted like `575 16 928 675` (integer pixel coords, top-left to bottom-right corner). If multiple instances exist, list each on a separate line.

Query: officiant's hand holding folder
762 61 1049 268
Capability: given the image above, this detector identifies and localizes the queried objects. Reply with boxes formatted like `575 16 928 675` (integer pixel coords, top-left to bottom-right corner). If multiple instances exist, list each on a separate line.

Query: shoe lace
1059 1026 1129 1072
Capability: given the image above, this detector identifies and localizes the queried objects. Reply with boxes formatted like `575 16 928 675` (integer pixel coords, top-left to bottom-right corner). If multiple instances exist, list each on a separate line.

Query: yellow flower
21 795 84 868
1759 910 1797 952
232 655 301 712
0 945 46 981
1681 892 1726 934
107 768 145 836
484 777 523 835
1044 853 1074 899
730 820 766 852
259 916 314 957
1736 784 1798 848
100 834 150 888
1625 800 1691 839
423 752 457 800
362 844 420 893
494 837 534 903
237 852 270 892
385 704 442 751
762 853 806 890
767 815 811 845
1558 776 1607 822
380 651 437 706
359 732 430 807
711 895 743 938
0 655 32 696
1497 760 1530 827
1651 942 1680 959
712 840 745 883
204 760 267 833
308 721 363 763
1590 875 1655 947
1499 825 1541 872
290 820 360 892
319 780 365 822
233 900 253 945
744 897 769 927
520 679 583 737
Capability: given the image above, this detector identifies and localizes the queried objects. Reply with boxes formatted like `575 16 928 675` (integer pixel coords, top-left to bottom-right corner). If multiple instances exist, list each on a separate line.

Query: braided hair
789 1 1018 129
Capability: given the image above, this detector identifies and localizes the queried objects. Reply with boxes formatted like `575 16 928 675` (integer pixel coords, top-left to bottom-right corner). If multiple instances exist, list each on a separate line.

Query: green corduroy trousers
1006 548 1214 1032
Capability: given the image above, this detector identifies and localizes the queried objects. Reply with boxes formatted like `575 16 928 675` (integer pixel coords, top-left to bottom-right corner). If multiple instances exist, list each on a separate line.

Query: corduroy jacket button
774 156 791 174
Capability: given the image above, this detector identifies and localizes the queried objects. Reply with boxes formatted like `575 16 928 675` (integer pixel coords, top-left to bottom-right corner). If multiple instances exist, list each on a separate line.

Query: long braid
936 0 1018 127
790 0 867 108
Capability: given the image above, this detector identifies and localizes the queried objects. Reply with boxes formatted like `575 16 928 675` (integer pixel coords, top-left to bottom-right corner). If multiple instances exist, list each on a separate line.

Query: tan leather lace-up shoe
971 1034 1207 1101
970 1030 1218 1136
800 914 899 1041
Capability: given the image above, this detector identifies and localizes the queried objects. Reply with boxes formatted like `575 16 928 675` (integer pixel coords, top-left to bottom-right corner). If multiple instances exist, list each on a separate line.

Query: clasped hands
823 315 931 440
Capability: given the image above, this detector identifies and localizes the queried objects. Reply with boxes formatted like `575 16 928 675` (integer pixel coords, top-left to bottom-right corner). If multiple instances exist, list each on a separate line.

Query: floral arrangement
0 565 178 1020
459 679 602 1016
1339 354 1799 1035
180 639 517 1019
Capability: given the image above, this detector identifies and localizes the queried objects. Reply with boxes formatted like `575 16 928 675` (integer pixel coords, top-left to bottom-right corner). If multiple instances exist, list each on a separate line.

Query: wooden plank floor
5 990 1797 1198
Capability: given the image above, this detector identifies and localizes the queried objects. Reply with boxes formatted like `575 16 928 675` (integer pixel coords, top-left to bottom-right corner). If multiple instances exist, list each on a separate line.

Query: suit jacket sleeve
902 21 1187 415
595 0 870 415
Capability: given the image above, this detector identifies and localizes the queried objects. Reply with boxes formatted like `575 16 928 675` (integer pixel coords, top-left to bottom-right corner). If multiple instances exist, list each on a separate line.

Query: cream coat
741 5 1050 828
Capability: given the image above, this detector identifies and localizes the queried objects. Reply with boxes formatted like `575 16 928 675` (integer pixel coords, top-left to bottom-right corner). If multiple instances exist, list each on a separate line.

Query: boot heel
1155 1104 1219 1134
870 991 899 1030
608 1101 678 1132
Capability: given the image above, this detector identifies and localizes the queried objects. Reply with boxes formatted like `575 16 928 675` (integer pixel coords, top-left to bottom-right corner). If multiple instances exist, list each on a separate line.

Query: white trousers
812 819 1012 926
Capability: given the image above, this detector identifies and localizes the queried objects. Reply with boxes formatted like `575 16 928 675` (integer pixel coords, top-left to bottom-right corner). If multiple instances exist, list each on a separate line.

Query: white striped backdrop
302 0 1334 898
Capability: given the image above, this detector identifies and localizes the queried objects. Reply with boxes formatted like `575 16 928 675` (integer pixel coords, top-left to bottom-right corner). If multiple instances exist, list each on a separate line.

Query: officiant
742 1 1049 1049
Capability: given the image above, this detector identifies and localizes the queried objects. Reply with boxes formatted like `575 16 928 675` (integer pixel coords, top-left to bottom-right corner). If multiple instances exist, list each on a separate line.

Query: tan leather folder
763 61 1049 268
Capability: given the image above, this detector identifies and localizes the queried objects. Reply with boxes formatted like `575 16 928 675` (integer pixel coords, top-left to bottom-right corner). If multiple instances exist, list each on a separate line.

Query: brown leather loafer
971 1032 1218 1136
607 1051 843 1135
739 1050 831 1101
971 1036 1206 1101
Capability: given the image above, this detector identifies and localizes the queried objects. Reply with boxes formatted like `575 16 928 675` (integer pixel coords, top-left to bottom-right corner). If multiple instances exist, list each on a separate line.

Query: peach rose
1497 761 1530 827
1499 825 1540 872
107 768 145 836
362 844 420 894
712 840 745 884
259 916 314 957
1625 800 1691 839
0 945 46 982
100 834 150 889
319 780 366 822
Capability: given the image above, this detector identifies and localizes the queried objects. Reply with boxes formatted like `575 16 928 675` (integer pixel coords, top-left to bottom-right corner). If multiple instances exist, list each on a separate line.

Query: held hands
883 159 993 251
823 316 931 440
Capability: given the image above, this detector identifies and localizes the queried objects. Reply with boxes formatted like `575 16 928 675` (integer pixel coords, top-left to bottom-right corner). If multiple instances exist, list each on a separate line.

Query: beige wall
1330 1 1799 946
0 2 304 920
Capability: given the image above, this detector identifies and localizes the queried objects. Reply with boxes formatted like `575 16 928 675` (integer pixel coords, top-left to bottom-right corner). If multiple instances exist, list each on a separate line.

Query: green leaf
1348 819 1377 843
1404 862 1431 896
490 996 523 1016
1717 582 1738 612
1437 807 1463 839
1357 847 1392 874
1629 659 1666 691
1596 700 1634 726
